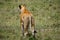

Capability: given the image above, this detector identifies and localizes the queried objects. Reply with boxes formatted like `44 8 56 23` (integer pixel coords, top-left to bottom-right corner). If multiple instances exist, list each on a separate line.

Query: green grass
0 0 60 40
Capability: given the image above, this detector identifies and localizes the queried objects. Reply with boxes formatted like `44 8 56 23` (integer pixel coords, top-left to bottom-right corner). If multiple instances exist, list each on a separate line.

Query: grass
0 0 60 40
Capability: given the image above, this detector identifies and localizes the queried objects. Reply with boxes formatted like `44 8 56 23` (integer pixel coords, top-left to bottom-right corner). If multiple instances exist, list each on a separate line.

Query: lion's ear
23 4 26 7
19 5 21 9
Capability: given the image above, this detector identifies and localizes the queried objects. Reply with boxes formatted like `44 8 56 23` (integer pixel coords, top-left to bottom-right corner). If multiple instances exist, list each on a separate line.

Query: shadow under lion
20 33 38 40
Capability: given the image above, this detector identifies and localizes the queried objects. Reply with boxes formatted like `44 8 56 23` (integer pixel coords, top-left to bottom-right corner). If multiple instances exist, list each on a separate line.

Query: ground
0 0 60 40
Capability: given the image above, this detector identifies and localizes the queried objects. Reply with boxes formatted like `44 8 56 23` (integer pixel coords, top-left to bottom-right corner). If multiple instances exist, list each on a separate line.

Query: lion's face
19 4 26 12
19 4 26 9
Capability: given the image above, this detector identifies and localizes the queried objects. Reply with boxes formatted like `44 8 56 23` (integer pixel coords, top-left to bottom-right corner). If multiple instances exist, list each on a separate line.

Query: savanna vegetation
0 0 60 40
